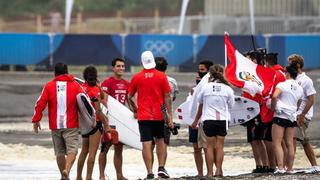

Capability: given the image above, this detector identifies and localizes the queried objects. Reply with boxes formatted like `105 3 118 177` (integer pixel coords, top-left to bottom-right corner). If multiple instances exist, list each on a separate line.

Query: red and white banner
225 33 275 97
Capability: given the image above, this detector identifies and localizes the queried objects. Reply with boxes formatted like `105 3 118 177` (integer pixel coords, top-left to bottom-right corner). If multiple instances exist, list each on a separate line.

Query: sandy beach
0 70 320 179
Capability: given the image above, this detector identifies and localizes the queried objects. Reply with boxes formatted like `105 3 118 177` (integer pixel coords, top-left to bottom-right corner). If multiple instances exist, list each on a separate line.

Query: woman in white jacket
192 64 234 177
271 63 303 174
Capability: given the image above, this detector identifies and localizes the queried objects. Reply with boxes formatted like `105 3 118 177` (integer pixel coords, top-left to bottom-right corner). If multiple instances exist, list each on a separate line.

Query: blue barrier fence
0 33 319 70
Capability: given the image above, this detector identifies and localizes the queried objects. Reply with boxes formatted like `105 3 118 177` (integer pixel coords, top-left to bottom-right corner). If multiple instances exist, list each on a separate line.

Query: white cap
141 51 156 69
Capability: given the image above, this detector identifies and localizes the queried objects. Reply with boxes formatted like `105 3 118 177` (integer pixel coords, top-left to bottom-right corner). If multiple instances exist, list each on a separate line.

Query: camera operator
241 49 270 173
154 56 180 154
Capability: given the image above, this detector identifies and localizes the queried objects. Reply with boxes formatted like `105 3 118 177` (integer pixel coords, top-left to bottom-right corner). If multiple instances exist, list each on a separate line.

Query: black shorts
246 115 264 143
138 120 165 142
188 126 198 143
203 120 227 137
262 122 273 141
273 117 297 128
152 126 171 145
82 121 103 138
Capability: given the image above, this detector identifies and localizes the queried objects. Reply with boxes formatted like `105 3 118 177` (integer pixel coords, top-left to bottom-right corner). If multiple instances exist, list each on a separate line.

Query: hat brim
143 61 156 69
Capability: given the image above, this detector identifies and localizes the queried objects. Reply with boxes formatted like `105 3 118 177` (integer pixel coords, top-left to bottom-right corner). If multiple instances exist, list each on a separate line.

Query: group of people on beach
31 49 318 180
32 51 178 180
187 52 319 177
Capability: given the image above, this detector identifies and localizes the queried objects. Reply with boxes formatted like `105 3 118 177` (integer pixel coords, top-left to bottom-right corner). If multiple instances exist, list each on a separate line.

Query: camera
246 48 267 65
169 122 180 135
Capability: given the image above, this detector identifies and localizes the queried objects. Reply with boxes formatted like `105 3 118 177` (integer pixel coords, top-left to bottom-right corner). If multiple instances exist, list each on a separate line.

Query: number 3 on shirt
115 94 126 103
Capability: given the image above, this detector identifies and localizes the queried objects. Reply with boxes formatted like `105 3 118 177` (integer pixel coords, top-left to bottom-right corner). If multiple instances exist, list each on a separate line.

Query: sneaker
286 170 296 174
145 173 154 180
274 168 286 175
158 167 170 178
252 167 263 173
267 168 275 173
309 166 320 173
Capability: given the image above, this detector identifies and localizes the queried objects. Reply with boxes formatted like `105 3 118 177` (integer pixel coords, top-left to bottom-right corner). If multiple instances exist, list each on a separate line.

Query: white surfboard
101 96 142 150
75 77 142 150
175 95 260 127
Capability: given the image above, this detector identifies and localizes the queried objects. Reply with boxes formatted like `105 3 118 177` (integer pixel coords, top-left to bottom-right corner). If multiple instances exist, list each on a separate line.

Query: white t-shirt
274 79 303 121
190 73 210 119
197 81 235 122
295 72 316 120
167 76 179 101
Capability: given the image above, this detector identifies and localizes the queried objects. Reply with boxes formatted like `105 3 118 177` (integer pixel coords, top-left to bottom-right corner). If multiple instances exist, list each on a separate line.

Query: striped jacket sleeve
32 84 49 123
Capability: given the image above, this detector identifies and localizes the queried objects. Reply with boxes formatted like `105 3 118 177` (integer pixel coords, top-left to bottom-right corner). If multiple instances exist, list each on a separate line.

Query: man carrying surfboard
128 51 173 179
99 58 129 180
32 62 83 180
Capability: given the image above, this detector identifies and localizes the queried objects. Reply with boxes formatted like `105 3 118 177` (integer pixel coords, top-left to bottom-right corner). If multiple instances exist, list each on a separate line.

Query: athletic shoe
274 168 286 175
267 168 275 173
307 166 320 173
158 167 170 178
286 170 296 174
145 173 154 179
252 167 264 173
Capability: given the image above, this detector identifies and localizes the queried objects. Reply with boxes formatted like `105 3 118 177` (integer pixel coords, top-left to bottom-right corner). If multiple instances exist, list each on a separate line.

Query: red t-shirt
260 64 286 123
82 82 101 121
101 77 129 105
128 68 171 121
272 64 286 89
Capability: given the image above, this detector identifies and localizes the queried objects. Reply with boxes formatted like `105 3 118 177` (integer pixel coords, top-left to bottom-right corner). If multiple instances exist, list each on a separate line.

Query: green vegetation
0 0 204 18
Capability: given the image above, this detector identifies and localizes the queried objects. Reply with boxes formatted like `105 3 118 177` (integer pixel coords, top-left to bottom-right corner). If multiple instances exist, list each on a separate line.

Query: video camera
160 104 180 135
246 48 267 65
169 122 180 135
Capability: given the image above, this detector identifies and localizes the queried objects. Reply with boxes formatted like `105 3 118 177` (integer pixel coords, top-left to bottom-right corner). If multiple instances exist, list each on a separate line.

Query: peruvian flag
225 33 275 97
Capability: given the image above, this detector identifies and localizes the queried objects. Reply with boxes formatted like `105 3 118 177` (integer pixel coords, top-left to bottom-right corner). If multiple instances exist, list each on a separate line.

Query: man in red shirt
128 51 173 179
99 58 129 180
262 53 286 172
32 62 83 180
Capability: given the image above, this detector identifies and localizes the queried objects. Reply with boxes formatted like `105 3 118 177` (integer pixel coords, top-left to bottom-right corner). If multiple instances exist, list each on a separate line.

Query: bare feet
99 176 106 180
117 176 128 180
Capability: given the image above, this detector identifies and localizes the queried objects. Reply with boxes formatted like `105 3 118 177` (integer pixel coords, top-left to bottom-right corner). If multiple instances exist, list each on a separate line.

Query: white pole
224 32 228 67
65 0 74 33
249 0 255 34
178 0 190 34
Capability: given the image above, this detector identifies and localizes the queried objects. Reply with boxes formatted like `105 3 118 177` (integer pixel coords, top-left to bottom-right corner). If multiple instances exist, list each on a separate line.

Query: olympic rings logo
144 40 174 56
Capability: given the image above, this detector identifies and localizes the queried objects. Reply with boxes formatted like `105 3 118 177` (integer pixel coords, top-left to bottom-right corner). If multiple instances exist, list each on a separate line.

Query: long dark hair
209 64 230 86
83 65 98 87
285 63 298 80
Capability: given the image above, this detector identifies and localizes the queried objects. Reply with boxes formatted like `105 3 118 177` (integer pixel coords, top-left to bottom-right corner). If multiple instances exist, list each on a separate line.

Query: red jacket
32 74 83 130
260 64 286 123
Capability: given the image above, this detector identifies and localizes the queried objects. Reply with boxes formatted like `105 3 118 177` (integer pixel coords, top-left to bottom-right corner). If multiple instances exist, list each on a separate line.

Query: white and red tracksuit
32 74 83 130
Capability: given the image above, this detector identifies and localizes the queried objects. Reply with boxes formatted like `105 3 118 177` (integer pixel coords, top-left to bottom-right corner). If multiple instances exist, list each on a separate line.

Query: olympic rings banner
124 34 193 68
2 33 320 70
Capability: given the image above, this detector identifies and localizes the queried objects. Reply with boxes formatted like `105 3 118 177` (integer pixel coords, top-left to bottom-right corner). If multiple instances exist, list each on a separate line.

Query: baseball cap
141 51 156 69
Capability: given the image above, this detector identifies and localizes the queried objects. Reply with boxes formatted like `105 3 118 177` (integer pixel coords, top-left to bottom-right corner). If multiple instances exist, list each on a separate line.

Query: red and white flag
225 33 275 97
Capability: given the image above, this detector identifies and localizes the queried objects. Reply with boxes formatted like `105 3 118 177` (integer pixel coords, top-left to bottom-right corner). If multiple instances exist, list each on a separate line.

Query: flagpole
224 32 228 67
249 0 255 34
65 0 74 33
178 0 190 34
